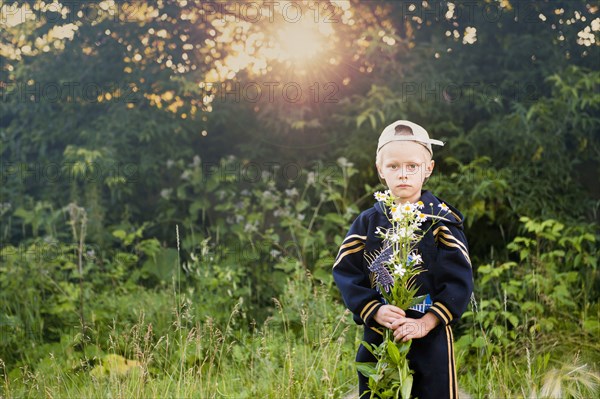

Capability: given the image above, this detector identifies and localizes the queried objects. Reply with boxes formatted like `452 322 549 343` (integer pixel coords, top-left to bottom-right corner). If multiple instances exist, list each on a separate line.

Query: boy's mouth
396 184 411 188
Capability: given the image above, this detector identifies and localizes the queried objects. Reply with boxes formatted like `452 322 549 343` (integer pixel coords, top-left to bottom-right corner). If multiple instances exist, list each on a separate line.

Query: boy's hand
373 305 405 328
391 312 440 342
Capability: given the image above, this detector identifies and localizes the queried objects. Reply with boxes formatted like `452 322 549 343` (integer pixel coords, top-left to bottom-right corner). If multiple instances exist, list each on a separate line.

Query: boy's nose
397 167 408 179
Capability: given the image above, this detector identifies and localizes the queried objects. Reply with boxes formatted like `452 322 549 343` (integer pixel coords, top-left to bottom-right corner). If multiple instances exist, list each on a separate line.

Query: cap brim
379 136 445 146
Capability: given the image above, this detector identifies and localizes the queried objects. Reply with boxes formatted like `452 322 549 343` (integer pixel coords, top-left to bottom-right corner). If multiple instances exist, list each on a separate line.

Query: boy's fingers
393 329 407 342
396 332 415 342
391 317 406 329
393 320 421 341
383 317 401 329
387 306 406 316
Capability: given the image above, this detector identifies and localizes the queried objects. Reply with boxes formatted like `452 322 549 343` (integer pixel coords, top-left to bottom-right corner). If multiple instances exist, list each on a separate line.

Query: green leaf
369 114 376 130
386 341 401 364
401 374 413 399
582 319 599 334
141 248 179 282
356 362 377 378
407 294 427 308
356 113 367 128
472 336 487 348
360 341 376 356
312 267 331 283
112 229 127 240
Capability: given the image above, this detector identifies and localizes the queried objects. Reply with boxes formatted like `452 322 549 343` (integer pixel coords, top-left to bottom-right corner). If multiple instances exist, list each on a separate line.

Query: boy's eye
388 164 398 170
406 163 418 171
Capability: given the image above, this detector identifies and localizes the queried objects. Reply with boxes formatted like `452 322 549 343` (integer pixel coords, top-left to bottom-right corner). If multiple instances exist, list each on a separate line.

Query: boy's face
376 141 435 204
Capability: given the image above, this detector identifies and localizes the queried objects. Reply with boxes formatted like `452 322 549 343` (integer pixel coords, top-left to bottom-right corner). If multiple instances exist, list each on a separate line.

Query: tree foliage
0 1 599 389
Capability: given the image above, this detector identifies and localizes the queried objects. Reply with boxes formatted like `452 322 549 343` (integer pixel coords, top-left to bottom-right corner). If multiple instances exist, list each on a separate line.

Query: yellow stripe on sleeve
360 300 380 320
434 226 469 254
343 234 367 242
437 230 469 254
332 244 365 268
434 302 453 323
336 239 364 252
437 237 471 266
433 226 467 249
429 305 449 325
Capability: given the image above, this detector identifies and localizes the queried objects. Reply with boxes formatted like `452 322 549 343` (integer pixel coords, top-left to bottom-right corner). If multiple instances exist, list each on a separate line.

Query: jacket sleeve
332 213 383 327
426 222 474 326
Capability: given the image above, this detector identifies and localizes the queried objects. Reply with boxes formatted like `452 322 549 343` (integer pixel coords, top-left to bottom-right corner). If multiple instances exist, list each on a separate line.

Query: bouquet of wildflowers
357 190 445 399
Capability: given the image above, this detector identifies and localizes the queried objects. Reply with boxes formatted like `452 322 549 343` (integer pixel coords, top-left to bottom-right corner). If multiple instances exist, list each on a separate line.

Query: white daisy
391 207 405 222
374 191 388 202
401 202 414 213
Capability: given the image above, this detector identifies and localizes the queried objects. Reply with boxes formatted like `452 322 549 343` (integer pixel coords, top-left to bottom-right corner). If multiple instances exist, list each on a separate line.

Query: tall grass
455 291 600 398
2 273 599 398
0 271 358 398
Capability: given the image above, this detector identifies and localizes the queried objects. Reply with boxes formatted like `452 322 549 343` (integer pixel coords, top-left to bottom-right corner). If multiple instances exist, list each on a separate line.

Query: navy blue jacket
332 190 473 333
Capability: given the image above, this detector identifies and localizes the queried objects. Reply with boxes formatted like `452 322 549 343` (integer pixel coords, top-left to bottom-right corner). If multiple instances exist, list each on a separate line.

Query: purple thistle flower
368 245 395 293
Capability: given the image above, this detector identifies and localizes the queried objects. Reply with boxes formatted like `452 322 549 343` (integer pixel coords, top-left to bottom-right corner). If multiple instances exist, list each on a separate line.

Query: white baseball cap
377 120 444 155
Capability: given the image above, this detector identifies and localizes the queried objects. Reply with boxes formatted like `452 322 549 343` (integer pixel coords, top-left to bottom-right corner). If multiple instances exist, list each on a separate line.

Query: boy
332 120 473 398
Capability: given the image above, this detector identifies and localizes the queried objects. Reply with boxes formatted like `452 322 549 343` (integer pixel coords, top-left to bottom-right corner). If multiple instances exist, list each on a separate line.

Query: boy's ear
424 160 435 178
376 162 384 178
